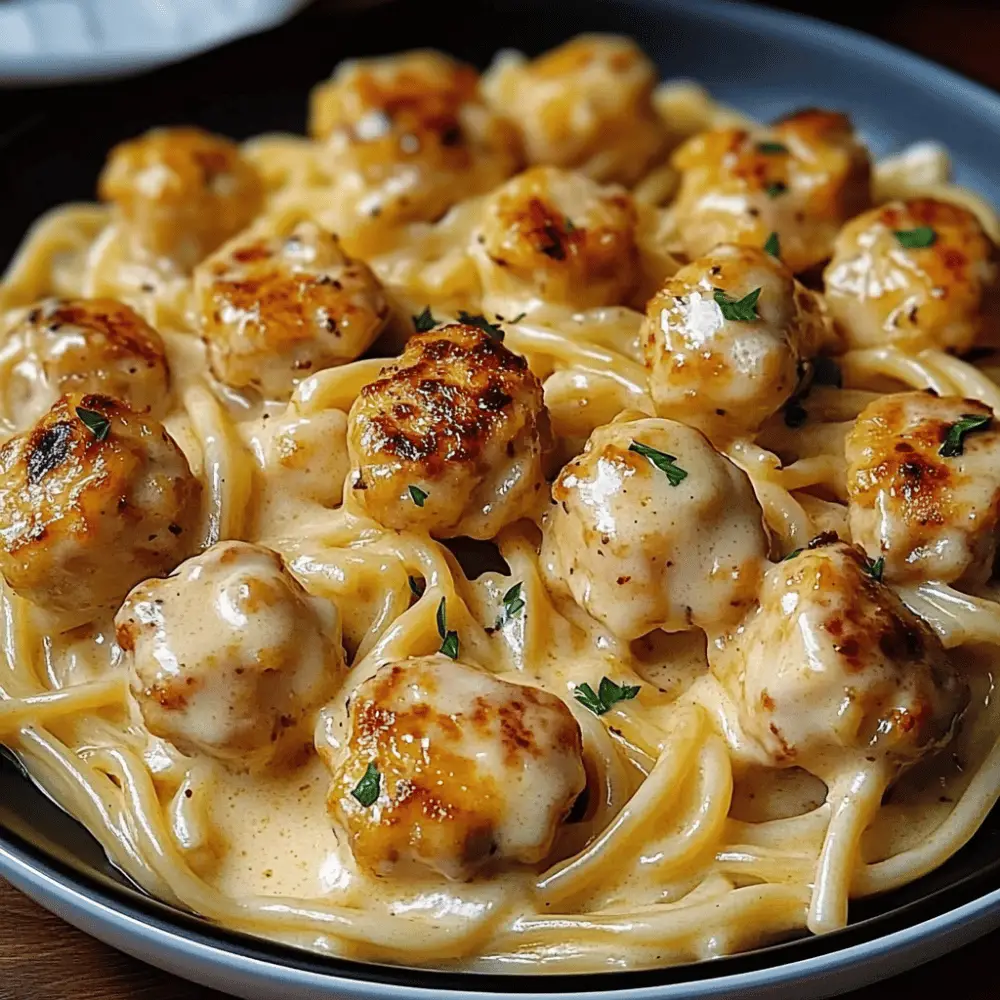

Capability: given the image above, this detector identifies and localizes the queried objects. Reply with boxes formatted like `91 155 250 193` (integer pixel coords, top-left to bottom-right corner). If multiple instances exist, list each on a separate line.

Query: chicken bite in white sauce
117 541 344 769
309 50 521 254
472 166 640 312
0 394 201 622
195 221 390 400
824 198 999 352
347 324 550 539
481 34 668 185
846 392 1000 585
671 109 871 274
541 416 768 640
98 127 263 271
0 298 171 424
327 654 585 880
642 244 829 442
714 538 967 774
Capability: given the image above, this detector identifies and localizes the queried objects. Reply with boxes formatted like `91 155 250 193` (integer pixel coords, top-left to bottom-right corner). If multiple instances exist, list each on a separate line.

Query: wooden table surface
4 3 1000 998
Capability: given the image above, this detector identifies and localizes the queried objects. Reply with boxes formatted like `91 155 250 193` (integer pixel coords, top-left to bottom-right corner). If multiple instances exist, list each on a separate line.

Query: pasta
1 32 1000 975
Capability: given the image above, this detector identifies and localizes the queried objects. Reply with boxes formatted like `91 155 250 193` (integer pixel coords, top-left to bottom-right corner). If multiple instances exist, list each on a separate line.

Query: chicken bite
117 541 344 769
347 324 550 538
195 221 390 400
0 394 201 623
642 244 829 442
309 50 521 254
98 127 263 271
327 654 585 880
846 392 1000 585
481 34 668 185
0 297 171 424
823 198 999 352
471 166 640 312
541 415 768 640
671 109 871 273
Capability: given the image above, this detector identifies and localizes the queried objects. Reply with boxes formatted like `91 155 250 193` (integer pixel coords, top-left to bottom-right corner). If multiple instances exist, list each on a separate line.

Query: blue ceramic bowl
2 1 1000 996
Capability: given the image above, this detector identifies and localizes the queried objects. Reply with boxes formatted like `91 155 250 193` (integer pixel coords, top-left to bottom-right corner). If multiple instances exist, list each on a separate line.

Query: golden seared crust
308 51 522 255
542 416 768 640
328 655 585 880
3 298 170 419
0 393 201 621
195 222 390 400
347 324 550 538
642 244 830 441
824 198 1000 352
716 538 968 772
480 34 668 185
117 540 344 769
846 392 1000 584
472 166 640 310
98 127 263 270
671 109 871 273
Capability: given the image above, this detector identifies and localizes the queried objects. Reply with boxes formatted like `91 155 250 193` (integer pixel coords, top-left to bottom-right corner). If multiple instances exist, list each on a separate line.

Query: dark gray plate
2 1 1000 996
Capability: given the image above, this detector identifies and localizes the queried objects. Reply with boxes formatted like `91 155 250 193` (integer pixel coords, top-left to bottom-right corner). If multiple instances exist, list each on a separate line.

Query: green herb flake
764 231 781 258
351 762 381 807
713 287 762 323
408 485 428 507
939 413 993 457
458 310 504 341
865 556 886 582
629 440 688 487
412 306 438 332
765 180 788 199
436 596 459 659
495 582 525 628
76 406 111 442
894 226 937 250
782 548 804 562
757 141 789 155
408 575 425 598
573 677 641 717
509 311 527 323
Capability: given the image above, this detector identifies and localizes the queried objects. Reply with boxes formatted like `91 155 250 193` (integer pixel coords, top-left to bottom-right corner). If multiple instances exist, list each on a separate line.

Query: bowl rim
4 0 1000 993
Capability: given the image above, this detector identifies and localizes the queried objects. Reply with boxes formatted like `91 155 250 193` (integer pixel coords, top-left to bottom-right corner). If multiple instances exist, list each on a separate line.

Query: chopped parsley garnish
781 548 803 562
408 575 425 598
756 141 789 155
457 310 504 341
629 440 688 487
939 413 992 457
573 677 641 717
783 400 808 428
812 356 843 388
864 555 886 582
894 226 937 250
76 406 110 442
412 306 438 332
713 287 762 322
495 582 525 628
351 762 380 807
765 180 788 199
509 312 527 323
437 597 459 659
764 231 781 258
408 485 428 507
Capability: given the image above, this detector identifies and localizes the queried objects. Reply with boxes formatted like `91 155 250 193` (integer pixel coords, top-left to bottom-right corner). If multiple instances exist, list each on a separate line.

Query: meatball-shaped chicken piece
715 539 967 773
0 394 200 622
846 392 1000 585
347 325 550 539
0 298 171 423
481 34 667 185
117 541 344 769
98 127 263 271
643 244 829 441
328 655 585 880
472 166 640 312
672 109 871 273
195 221 389 400
541 416 768 640
824 198 999 352
309 51 521 253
